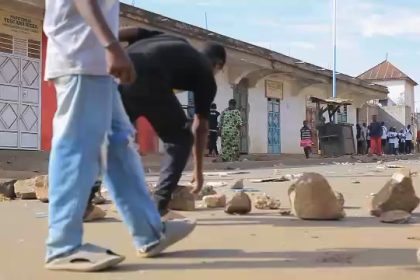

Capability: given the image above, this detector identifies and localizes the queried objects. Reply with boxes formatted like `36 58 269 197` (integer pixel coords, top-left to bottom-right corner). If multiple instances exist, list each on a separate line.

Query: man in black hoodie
118 27 226 216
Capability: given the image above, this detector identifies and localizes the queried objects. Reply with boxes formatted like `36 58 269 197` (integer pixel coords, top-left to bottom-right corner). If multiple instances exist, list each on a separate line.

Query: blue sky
122 0 420 105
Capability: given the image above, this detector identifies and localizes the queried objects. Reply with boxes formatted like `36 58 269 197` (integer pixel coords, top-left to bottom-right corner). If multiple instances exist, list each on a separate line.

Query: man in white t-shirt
44 0 194 272
381 122 388 154
405 125 413 154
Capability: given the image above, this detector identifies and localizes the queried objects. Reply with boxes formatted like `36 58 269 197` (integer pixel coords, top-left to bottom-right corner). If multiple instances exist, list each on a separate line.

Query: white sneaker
138 219 196 258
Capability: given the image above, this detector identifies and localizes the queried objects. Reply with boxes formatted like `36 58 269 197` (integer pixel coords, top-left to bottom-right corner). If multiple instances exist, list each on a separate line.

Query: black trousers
208 131 219 155
121 84 194 216
406 140 412 154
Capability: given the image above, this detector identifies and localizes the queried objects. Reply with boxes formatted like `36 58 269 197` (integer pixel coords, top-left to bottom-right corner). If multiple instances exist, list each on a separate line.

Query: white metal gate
0 53 40 150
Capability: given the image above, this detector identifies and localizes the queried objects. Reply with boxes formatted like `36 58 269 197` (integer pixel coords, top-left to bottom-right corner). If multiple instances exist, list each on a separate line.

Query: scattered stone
203 194 226 208
288 173 345 220
386 164 404 169
225 192 252 215
34 175 49 203
379 210 411 224
279 209 292 216
197 186 217 200
14 178 37 200
351 180 360 184
0 180 17 199
250 177 289 183
204 172 229 177
407 236 420 241
230 179 244 190
369 169 420 217
168 185 195 211
84 205 106 222
254 194 281 210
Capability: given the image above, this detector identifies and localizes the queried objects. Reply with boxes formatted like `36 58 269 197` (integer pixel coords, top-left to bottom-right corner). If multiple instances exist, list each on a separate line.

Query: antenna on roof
205 12 208 29
132 0 135 6
385 52 388 61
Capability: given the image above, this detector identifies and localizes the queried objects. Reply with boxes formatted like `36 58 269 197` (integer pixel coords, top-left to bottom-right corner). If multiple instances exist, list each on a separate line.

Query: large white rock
288 173 345 220
168 186 195 211
370 169 419 217
203 194 226 208
225 192 252 215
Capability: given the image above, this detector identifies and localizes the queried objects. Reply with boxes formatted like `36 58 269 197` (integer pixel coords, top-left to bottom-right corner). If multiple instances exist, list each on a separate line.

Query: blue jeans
46 75 163 262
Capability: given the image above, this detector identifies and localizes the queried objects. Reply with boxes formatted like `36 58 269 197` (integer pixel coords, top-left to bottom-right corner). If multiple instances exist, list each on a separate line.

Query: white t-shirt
381 126 387 140
405 128 413 141
388 132 398 145
44 0 119 80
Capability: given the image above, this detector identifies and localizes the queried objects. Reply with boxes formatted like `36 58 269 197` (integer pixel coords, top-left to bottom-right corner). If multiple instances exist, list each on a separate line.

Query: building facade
1 1 388 155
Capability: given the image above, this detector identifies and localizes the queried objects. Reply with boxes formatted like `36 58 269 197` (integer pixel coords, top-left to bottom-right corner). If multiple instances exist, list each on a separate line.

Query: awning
310 96 353 106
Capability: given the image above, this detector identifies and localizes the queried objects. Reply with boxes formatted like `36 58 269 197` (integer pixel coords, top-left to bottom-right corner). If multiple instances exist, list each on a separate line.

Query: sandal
45 243 124 272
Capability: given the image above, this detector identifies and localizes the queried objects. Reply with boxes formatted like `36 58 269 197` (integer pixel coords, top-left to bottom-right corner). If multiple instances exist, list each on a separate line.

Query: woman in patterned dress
219 99 243 162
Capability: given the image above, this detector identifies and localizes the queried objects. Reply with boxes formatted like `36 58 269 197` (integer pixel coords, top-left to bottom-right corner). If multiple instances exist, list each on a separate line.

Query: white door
0 53 40 150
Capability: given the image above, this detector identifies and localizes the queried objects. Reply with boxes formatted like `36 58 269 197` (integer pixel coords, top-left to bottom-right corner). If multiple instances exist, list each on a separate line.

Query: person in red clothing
369 115 382 156
417 130 420 153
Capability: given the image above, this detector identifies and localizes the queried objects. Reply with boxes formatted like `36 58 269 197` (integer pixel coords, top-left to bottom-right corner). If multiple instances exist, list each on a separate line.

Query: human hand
105 42 136 84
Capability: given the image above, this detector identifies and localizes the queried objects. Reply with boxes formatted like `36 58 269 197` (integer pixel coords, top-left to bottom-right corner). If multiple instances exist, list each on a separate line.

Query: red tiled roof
358 60 418 86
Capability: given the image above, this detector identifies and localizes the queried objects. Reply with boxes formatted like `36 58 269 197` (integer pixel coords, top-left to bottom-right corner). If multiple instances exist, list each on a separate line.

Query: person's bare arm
73 0 136 84
191 115 209 194
119 27 140 42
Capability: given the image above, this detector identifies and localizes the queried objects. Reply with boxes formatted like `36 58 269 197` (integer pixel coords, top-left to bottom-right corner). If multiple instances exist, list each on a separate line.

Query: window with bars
0 33 40 59
337 105 348 124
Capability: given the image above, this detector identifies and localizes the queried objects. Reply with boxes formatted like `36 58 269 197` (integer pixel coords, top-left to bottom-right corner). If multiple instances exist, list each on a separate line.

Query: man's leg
407 140 412 154
103 86 163 250
143 95 193 216
47 75 113 262
377 138 383 155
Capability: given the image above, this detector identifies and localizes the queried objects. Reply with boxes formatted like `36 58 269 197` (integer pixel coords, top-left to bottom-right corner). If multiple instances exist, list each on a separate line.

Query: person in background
398 128 406 154
417 129 420 153
220 99 243 162
387 127 398 155
300 121 313 159
356 124 362 154
361 123 368 155
369 116 382 156
207 103 220 157
366 125 371 154
381 122 388 155
405 124 413 154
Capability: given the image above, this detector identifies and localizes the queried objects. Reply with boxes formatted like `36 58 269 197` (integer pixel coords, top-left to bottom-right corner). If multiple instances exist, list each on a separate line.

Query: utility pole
332 0 337 99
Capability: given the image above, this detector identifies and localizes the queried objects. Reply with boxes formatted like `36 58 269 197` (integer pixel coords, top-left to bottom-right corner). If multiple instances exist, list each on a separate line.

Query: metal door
267 98 281 154
0 53 40 150
233 79 249 154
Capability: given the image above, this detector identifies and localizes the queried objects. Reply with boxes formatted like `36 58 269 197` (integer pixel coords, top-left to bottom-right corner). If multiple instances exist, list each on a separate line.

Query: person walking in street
405 125 413 154
44 0 195 272
369 116 382 156
381 122 388 155
220 99 243 162
118 27 226 216
208 103 220 157
300 121 313 159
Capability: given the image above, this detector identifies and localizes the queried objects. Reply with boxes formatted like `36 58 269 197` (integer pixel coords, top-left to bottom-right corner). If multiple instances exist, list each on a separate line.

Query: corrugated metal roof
358 60 418 86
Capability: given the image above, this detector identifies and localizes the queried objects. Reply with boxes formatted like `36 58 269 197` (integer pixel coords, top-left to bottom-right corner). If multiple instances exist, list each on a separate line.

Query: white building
358 60 417 111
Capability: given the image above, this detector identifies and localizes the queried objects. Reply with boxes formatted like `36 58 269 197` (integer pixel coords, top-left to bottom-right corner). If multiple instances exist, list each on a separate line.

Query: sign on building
265 80 283 100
